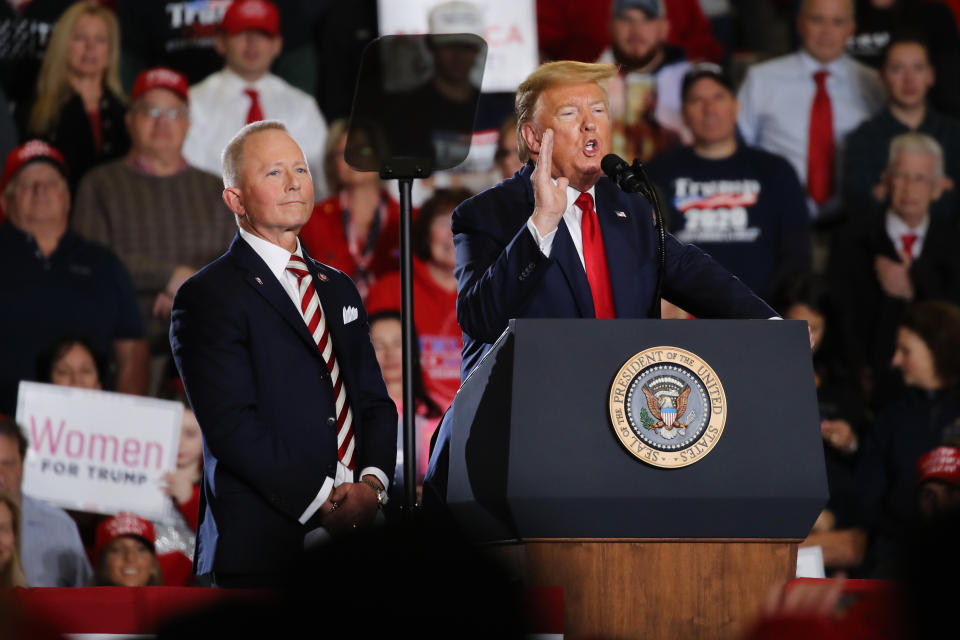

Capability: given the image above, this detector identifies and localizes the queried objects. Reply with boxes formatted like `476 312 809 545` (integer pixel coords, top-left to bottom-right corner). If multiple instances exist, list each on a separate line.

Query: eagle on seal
642 384 691 430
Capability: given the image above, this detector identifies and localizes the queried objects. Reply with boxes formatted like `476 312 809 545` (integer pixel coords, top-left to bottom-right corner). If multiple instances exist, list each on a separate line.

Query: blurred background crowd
2 0 960 599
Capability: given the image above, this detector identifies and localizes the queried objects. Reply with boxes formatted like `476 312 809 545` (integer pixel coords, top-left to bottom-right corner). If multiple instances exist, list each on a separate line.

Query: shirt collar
885 209 929 237
221 67 271 91
798 50 849 78
238 226 303 282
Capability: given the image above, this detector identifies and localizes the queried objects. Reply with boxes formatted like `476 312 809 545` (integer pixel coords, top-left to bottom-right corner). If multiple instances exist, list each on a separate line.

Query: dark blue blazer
170 234 397 576
454 163 776 376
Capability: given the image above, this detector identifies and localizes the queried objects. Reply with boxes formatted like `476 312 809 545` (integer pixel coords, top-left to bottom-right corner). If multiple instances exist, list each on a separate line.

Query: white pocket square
342 306 359 325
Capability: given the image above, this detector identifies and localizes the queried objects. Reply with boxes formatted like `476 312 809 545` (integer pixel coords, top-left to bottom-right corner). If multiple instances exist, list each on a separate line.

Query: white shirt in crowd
737 50 885 215
183 68 329 199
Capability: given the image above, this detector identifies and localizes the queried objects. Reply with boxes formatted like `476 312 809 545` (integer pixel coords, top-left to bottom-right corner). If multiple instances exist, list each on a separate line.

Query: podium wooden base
498 539 798 640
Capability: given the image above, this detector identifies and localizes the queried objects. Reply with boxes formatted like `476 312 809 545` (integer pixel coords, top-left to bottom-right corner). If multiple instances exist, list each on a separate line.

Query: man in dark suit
170 121 397 587
829 132 960 402
425 61 776 505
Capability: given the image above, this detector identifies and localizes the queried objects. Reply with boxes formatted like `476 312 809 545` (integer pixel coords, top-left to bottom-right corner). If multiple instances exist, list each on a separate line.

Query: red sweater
366 258 462 409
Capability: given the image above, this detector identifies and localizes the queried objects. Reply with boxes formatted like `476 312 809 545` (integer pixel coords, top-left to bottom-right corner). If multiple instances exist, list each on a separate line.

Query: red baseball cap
220 0 280 37
917 446 960 486
0 140 68 194
131 67 189 104
95 513 156 560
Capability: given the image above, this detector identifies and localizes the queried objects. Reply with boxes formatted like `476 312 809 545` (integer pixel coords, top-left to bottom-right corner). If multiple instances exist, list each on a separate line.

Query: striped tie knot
286 254 310 279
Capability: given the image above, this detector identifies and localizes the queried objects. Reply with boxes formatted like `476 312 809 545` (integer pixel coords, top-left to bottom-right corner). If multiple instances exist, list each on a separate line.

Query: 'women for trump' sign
16 382 182 522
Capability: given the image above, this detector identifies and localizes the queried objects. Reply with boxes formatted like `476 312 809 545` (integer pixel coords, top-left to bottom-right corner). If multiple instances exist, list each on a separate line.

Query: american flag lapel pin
255 276 263 285
615 210 627 218
317 273 329 282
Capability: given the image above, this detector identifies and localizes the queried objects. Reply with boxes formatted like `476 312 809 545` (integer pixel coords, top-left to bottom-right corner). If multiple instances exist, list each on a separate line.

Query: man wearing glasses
72 67 234 370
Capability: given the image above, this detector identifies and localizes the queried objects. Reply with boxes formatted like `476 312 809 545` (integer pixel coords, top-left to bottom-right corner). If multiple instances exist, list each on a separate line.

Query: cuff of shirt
526 216 557 257
359 467 389 492
298 475 335 524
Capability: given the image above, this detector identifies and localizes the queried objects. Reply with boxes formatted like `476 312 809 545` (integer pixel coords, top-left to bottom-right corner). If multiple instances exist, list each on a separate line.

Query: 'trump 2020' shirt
646 145 812 297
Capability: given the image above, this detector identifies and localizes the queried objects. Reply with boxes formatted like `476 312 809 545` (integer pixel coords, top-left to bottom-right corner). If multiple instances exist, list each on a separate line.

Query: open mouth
584 139 599 156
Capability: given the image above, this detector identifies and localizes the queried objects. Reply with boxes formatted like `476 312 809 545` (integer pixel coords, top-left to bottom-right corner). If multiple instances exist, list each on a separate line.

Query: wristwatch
361 477 388 508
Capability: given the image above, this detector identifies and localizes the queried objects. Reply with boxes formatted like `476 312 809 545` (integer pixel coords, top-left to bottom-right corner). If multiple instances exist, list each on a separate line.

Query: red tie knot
244 88 259 101
286 253 309 278
813 70 829 87
575 191 594 213
902 233 918 258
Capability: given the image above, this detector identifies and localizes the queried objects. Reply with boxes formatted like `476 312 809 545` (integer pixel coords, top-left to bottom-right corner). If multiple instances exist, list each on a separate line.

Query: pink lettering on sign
29 416 164 470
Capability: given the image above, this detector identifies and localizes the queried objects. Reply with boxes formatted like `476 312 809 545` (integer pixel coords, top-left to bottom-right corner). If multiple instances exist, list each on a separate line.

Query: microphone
601 153 646 194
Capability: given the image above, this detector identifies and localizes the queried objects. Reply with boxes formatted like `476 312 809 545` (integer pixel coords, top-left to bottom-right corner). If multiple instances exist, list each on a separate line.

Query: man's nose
286 169 302 190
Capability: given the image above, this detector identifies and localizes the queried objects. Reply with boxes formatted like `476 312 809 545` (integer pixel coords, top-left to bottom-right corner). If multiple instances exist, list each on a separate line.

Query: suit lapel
518 163 594 318
594 181 640 318
227 234 324 358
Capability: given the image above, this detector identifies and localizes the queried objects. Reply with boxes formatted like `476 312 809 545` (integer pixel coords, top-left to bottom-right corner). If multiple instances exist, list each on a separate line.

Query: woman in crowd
369 310 442 503
366 188 471 409
0 492 27 589
161 386 202 534
36 335 106 391
91 513 163 587
854 300 960 576
778 274 868 538
24 1 129 190
299 118 401 300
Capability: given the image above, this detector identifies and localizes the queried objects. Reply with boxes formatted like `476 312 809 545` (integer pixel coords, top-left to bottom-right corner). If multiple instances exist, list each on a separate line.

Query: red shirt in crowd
366 257 462 410
299 191 402 299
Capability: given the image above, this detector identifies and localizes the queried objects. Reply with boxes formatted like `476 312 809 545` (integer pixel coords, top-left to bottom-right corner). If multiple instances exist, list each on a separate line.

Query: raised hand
530 128 569 236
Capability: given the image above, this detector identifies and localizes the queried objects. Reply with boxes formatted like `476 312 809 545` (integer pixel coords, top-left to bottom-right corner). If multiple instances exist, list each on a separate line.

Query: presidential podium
444 319 827 640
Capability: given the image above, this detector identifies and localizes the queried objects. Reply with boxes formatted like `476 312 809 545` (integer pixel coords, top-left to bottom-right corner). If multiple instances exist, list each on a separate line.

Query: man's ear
213 34 227 57
223 187 244 217
269 36 283 61
521 122 541 158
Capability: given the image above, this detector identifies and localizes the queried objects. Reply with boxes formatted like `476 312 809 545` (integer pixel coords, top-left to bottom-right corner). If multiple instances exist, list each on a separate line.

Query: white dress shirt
737 51 884 214
184 68 329 198
526 184 596 267
884 211 929 259
237 227 388 526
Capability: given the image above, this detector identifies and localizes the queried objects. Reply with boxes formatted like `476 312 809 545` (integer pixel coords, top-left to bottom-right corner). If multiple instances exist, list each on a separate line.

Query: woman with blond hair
0 492 27 589
22 1 129 189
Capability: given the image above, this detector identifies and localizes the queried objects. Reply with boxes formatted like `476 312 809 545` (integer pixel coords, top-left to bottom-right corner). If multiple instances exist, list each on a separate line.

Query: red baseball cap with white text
131 67 190 104
220 0 280 37
95 512 156 561
917 446 960 486
0 139 68 194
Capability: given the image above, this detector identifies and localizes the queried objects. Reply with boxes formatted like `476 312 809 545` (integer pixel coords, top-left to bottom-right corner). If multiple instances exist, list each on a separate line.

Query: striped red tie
286 254 355 469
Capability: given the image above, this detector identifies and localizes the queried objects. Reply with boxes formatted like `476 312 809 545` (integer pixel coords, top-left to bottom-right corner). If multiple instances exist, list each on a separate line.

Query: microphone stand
630 159 666 319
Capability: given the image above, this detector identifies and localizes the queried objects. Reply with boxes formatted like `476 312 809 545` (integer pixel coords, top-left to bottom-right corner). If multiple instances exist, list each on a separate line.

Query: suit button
326 416 336 426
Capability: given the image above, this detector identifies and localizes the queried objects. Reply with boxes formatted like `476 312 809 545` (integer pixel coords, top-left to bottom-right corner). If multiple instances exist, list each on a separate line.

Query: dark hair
773 272 831 318
0 418 27 461
35 335 108 388
368 310 442 419
411 188 472 263
494 114 518 161
900 301 960 388
680 62 734 103
881 32 933 69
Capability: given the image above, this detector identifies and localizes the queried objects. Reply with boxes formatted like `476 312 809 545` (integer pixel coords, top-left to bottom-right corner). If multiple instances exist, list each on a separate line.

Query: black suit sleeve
453 201 552 344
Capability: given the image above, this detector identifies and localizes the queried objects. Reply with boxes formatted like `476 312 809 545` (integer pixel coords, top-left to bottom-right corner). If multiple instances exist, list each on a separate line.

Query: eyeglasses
134 106 188 121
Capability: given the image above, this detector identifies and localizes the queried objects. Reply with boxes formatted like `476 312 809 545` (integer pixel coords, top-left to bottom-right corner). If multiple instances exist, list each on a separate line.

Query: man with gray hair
829 132 960 396
169 121 396 587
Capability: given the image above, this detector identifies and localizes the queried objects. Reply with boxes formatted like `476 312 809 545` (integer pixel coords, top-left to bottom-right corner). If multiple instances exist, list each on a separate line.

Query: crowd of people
0 0 958 616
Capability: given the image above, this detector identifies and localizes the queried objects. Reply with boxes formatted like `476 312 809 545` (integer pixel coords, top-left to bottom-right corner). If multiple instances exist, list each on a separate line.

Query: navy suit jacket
170 234 397 576
454 164 776 376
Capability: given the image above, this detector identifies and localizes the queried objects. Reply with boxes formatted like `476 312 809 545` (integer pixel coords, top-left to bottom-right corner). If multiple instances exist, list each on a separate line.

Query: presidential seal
609 346 727 469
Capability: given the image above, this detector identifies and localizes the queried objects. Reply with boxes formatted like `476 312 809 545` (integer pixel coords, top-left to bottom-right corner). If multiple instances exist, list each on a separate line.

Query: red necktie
286 255 356 469
576 192 616 319
244 88 264 124
901 233 918 259
807 70 834 205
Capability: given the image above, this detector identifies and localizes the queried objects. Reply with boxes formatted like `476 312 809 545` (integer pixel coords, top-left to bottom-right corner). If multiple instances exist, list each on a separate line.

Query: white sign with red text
377 0 538 93
16 382 182 523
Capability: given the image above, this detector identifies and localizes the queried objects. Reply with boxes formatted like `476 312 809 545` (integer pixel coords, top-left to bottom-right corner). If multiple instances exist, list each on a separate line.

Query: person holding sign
170 121 397 588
